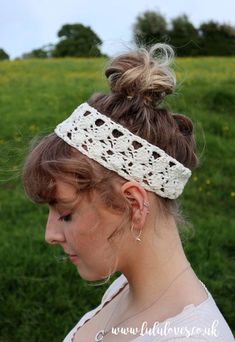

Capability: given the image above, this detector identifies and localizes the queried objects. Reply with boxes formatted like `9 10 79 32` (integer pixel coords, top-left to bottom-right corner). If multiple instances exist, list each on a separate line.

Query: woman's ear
121 181 150 228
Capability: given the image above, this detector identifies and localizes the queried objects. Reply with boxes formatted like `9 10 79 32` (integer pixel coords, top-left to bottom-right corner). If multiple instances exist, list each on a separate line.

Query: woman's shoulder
133 281 234 342
63 276 234 342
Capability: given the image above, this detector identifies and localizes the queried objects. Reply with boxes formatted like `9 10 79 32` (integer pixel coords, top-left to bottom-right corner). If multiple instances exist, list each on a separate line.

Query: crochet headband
54 102 192 199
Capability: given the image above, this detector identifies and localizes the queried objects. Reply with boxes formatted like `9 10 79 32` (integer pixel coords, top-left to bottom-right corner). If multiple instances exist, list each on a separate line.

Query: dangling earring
131 224 142 242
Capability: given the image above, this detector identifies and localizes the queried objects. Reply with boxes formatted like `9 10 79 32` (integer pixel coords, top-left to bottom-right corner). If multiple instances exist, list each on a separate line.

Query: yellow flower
223 126 229 132
205 179 211 185
193 176 198 181
29 124 38 131
230 192 235 198
14 136 22 142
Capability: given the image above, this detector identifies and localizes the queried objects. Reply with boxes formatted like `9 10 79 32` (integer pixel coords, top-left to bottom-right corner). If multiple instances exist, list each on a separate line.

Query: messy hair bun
105 43 176 105
87 43 198 216
23 43 198 247
88 43 197 171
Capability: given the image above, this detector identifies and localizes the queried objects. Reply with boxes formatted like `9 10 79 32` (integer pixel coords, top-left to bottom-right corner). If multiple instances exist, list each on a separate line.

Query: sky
1 0 235 59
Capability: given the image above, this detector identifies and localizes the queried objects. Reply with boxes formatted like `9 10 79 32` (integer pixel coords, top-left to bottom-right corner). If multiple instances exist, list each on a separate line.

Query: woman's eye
59 214 72 222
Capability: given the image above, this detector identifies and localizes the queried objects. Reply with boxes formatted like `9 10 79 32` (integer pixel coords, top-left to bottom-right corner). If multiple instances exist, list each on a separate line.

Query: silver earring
143 201 150 213
131 224 142 242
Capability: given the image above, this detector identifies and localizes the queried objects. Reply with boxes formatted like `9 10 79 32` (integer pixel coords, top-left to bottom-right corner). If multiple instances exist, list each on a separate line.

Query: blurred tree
22 49 48 59
133 11 168 46
169 14 199 56
52 24 103 57
199 21 235 56
0 48 10 60
22 44 54 59
132 10 235 56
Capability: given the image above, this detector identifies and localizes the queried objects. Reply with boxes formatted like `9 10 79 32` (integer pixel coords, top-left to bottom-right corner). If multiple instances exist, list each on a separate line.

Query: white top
64 274 234 341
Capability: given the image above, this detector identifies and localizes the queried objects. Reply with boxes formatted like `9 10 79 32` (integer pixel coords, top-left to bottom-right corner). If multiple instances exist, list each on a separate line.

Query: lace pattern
55 103 191 199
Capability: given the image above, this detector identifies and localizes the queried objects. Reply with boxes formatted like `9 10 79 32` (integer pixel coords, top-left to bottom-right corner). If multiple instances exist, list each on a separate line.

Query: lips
69 254 79 263
63 250 80 263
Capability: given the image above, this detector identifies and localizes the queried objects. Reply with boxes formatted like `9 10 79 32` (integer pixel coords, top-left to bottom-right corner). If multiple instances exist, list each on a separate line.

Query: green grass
0 57 234 341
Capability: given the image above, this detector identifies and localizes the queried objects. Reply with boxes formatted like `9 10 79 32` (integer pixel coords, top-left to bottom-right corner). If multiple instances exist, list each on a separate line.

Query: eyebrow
48 196 80 209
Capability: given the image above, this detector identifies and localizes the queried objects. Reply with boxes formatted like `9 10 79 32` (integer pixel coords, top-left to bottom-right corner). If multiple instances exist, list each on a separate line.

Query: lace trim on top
69 276 211 341
71 279 129 341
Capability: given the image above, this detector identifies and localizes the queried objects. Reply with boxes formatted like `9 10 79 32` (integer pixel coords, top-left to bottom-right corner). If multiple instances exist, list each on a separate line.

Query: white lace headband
54 102 192 199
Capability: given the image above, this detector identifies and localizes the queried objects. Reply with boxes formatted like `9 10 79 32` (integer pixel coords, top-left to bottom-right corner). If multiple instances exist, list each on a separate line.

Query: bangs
22 133 96 204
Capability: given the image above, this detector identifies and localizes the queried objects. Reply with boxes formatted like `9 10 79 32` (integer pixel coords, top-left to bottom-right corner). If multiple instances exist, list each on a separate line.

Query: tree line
134 12 235 56
1 11 235 60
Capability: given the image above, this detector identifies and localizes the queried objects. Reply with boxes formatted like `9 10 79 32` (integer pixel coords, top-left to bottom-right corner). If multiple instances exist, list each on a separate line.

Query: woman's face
45 180 125 281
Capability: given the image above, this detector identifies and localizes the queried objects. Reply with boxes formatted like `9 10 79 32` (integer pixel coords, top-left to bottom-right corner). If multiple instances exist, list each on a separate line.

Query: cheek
67 208 109 253
67 211 118 280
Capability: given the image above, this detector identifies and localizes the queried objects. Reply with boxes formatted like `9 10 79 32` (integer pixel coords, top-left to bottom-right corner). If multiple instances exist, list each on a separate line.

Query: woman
23 44 234 341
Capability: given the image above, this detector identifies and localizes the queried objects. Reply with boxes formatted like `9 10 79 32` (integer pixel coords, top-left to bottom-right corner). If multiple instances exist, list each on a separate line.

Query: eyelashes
58 214 72 222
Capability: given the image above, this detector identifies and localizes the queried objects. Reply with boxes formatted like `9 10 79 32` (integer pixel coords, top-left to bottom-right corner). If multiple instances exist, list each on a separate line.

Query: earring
143 201 150 213
131 224 142 242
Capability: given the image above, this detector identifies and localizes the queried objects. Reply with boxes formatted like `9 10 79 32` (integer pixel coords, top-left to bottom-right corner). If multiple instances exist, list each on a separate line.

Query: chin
78 268 113 282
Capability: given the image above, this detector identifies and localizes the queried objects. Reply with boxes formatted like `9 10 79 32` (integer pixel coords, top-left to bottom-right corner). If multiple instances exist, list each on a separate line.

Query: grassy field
0 56 234 341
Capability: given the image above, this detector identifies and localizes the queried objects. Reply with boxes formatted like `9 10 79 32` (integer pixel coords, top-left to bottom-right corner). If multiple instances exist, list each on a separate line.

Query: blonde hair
23 43 198 285
107 43 176 97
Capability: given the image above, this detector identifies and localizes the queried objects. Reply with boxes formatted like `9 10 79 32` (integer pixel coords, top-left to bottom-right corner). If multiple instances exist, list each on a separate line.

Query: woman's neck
118 217 191 310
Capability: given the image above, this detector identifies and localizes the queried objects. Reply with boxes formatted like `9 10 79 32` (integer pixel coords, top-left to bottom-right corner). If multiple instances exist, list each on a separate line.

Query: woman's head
23 43 198 282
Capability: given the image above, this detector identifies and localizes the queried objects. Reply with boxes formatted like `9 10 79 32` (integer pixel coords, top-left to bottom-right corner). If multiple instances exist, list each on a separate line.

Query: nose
45 208 65 245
